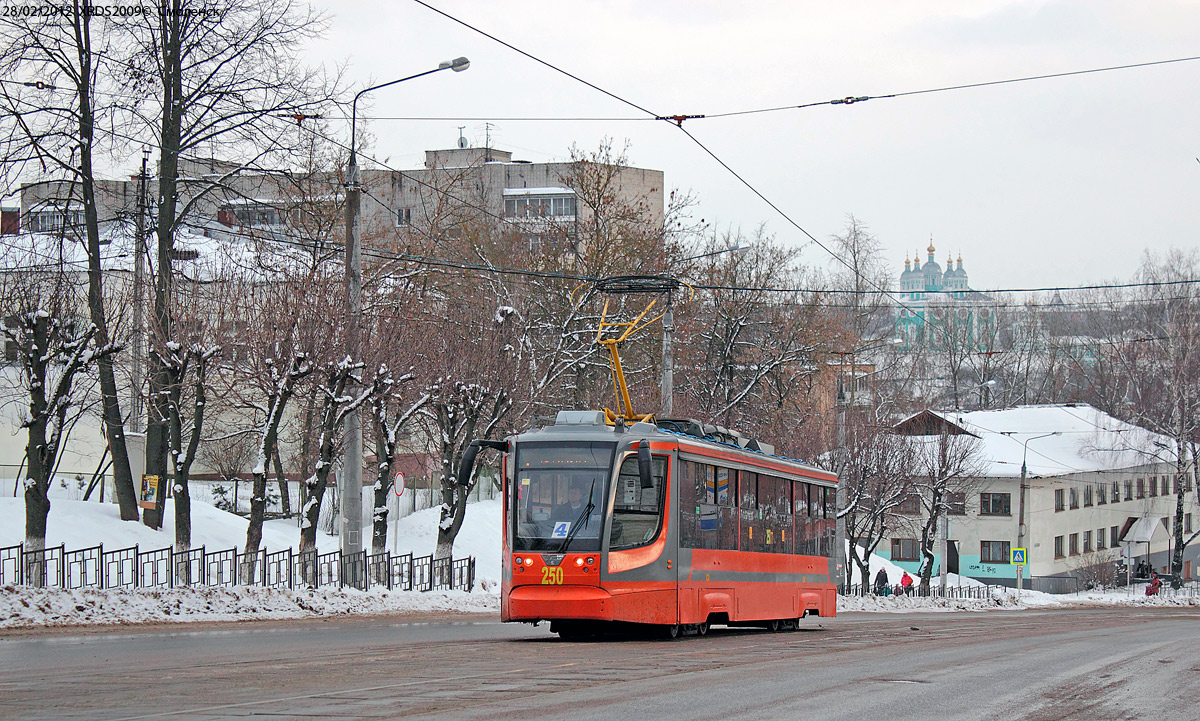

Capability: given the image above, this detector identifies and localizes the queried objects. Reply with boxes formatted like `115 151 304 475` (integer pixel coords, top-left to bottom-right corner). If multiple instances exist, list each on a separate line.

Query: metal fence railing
0 541 475 594
839 582 1004 600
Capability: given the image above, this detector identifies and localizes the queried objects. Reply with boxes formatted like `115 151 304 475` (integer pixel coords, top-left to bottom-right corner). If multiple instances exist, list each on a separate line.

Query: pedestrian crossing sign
1011 548 1027 565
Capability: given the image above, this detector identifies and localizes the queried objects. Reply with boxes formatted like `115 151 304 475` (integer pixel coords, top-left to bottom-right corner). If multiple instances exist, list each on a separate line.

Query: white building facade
882 405 1197 590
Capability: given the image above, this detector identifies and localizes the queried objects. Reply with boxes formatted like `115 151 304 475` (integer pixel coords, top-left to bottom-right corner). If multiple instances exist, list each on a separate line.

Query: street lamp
1010 430 1061 598
661 242 751 417
342 57 469 588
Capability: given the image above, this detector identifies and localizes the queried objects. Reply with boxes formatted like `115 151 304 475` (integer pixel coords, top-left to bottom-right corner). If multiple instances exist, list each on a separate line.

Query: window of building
1162 477 1171 496
1055 488 1065 512
1149 476 1157 497
224 202 280 226
396 208 412 225
980 493 1011 516
1083 530 1092 552
1186 514 1193 534
1096 529 1105 550
1083 485 1093 507
980 540 1010 564
1111 481 1120 503
1054 536 1064 558
1136 478 1145 499
1069 533 1079 555
504 194 576 219
1069 487 1079 509
946 492 966 516
896 494 921 515
1124 479 1133 501
1096 483 1106 505
25 208 85 233
1110 526 1119 548
891 538 919 562
1186 474 1193 492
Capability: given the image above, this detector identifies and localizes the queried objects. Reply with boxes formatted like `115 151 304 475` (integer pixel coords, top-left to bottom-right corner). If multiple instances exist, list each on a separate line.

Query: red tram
460 410 838 638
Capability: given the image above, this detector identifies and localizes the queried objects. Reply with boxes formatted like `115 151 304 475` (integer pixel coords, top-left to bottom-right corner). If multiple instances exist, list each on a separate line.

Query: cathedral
895 243 994 350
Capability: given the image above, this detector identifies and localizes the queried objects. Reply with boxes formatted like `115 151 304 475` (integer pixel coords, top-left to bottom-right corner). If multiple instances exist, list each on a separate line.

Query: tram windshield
513 442 614 552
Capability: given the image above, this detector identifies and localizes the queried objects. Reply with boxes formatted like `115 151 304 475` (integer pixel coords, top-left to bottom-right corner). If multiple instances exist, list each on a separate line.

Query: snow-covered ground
1 494 1193 629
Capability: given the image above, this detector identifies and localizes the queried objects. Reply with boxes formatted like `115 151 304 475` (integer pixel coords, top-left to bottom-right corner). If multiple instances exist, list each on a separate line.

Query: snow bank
0 584 499 628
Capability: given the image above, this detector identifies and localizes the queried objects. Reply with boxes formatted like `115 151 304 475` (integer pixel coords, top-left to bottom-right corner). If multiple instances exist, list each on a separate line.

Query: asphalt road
1 607 1197 720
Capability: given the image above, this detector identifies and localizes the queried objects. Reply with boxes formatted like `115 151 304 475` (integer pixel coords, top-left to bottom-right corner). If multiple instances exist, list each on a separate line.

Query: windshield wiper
558 480 596 554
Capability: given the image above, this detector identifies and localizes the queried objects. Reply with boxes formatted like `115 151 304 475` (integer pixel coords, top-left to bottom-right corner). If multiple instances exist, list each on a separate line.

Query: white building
884 404 1197 590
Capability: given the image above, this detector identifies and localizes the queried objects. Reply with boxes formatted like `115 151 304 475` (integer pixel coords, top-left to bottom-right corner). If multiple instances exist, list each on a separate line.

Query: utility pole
661 292 673 416
341 57 469 589
938 514 948 593
130 149 149 432
1014 431 1060 598
342 130 365 589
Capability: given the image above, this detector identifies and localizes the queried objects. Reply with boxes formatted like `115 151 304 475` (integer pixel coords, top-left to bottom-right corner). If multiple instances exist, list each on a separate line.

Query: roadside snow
1 585 498 628
0 495 1192 630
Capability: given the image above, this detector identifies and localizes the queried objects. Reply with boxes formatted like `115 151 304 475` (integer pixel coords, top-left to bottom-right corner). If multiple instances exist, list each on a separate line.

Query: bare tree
424 379 509 562
824 419 916 592
369 370 427 556
0 1 141 521
908 429 986 592
1076 250 1200 587
674 227 832 455
0 237 115 575
122 0 339 528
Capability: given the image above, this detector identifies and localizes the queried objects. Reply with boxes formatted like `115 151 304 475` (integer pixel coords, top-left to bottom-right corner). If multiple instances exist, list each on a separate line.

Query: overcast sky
304 0 1198 293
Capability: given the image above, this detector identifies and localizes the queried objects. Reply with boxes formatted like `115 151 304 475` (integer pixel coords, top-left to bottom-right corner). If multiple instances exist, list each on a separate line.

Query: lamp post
661 242 751 416
342 57 469 588
1013 431 1061 598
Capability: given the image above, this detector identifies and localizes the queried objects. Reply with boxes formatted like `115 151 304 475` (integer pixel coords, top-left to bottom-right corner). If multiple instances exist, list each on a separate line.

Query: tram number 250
541 567 564 585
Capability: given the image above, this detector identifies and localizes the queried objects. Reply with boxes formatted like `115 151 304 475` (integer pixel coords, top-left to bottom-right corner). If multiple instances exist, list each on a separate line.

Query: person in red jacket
1146 570 1162 596
899 571 914 596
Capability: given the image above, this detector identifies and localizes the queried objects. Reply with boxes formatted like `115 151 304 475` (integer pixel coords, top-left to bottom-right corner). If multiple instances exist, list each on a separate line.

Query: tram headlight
586 557 594 565
514 556 523 565
575 557 584 567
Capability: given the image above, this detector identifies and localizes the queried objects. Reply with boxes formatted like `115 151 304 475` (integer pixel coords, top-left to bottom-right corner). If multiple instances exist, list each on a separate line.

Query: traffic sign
1011 548 1027 565
393 472 405 497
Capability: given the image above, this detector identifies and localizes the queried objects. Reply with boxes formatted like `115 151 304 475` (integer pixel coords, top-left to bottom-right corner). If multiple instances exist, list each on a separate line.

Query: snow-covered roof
898 404 1171 478
1122 516 1165 544
0 222 273 279
501 186 574 196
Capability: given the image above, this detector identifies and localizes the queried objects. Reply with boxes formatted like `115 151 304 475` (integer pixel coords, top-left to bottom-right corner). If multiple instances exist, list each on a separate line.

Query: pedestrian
899 570 914 596
1146 570 1162 596
873 568 889 596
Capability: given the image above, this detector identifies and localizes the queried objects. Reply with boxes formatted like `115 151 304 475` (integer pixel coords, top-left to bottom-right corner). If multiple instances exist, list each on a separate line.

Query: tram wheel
659 624 681 640
696 620 710 637
768 619 783 633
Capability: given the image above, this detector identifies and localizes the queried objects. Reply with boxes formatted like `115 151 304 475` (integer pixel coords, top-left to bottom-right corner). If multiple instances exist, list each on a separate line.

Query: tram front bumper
508 585 614 622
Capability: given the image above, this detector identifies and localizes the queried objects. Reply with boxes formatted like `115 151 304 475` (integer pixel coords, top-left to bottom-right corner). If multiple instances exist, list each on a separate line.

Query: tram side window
610 455 667 550
774 475 794 554
740 471 764 552
679 460 699 549
819 486 835 557
795 481 813 555
758 474 776 552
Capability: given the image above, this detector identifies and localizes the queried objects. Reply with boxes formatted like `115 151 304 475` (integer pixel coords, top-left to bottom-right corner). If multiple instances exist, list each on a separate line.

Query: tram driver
553 483 588 521
551 481 601 538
